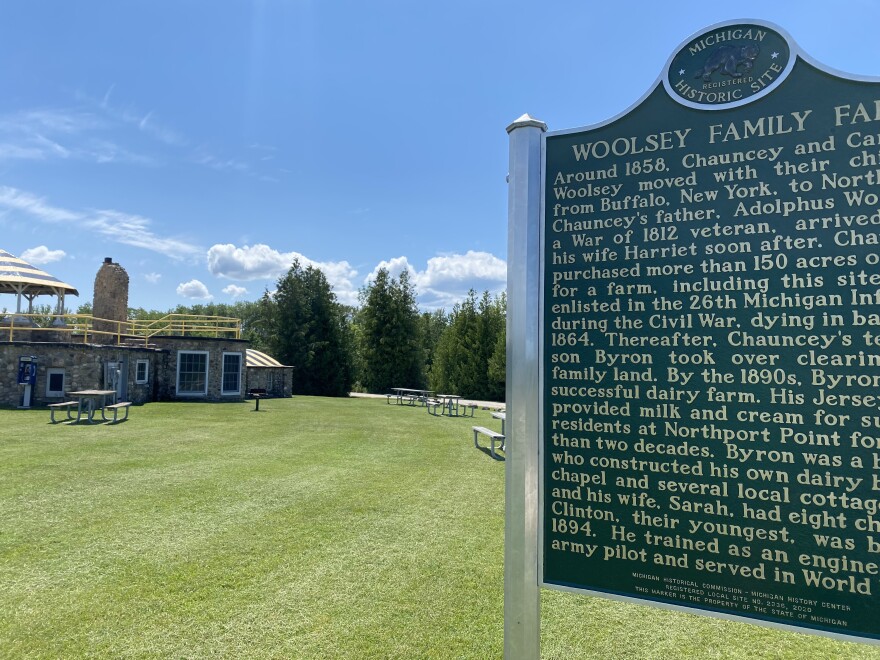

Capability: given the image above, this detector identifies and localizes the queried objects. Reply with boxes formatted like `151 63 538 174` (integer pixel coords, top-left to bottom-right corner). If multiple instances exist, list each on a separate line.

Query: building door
104 360 127 402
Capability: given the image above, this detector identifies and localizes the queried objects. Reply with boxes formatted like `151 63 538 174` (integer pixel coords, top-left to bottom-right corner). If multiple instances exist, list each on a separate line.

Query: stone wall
148 336 251 401
0 336 254 408
0 342 162 408
245 366 294 398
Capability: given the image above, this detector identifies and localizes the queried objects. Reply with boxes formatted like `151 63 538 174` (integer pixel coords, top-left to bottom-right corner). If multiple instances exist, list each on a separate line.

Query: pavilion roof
246 348 289 368
0 249 79 297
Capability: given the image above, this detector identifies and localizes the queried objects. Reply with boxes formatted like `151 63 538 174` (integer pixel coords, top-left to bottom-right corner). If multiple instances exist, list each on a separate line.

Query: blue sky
3 1 880 312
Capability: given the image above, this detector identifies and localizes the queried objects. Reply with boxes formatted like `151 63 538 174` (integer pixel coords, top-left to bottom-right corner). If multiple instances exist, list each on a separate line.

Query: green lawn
1 397 878 659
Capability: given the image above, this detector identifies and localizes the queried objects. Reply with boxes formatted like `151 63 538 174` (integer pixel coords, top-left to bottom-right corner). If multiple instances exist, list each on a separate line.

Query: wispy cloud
0 185 201 259
0 107 159 165
0 90 273 183
0 108 105 135
0 186 80 222
86 209 202 259
193 151 250 173
122 107 187 147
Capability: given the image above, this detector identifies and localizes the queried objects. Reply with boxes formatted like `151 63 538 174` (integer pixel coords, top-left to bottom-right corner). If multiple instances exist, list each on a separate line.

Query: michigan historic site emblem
665 21 793 109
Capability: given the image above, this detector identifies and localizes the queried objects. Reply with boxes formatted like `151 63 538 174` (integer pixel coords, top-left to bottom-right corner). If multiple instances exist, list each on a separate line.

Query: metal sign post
505 113 546 659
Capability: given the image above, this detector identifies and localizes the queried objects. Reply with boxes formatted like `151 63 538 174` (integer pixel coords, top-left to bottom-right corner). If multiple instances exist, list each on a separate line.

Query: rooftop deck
0 312 242 346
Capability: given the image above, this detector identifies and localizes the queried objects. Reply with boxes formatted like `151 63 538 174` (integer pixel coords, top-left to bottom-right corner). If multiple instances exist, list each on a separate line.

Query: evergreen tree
431 290 480 397
419 308 449 387
245 292 278 354
431 290 506 401
357 268 423 393
269 259 353 396
485 293 507 402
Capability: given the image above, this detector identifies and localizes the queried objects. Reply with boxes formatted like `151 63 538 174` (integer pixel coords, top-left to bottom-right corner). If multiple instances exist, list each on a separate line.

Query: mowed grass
1 397 879 659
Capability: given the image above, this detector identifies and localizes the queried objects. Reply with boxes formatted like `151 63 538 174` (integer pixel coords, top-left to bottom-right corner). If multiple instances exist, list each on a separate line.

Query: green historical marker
541 19 880 643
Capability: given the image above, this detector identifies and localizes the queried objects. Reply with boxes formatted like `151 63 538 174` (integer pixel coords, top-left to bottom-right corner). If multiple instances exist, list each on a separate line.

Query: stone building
245 349 295 398
0 252 293 409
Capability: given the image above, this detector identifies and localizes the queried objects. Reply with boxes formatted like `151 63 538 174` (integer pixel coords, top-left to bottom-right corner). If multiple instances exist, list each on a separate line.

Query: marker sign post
539 20 880 643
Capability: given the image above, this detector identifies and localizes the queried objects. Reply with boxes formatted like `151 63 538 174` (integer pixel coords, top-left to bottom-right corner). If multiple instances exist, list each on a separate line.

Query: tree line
104 261 507 401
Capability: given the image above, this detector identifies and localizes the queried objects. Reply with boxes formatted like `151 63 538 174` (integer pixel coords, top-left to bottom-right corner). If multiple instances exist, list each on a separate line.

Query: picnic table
430 394 462 417
389 388 434 406
50 389 121 423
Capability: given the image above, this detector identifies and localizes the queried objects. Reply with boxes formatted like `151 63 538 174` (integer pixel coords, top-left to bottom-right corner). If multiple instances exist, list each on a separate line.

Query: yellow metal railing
0 313 241 345
129 314 241 340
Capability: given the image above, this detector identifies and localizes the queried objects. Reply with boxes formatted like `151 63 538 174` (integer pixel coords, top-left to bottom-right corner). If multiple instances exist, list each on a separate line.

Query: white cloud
418 251 507 287
364 251 507 309
144 272 161 284
177 279 212 300
207 243 359 305
315 260 359 306
222 284 248 298
19 245 66 265
208 245 505 311
207 243 294 280
366 256 417 283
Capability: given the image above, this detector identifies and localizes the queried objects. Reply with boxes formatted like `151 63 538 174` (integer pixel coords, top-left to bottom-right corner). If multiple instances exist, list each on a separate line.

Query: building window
46 368 65 397
177 351 208 396
222 352 242 395
135 359 150 384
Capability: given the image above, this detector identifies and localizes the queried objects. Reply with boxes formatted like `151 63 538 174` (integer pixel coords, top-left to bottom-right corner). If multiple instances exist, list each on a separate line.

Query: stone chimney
92 257 130 338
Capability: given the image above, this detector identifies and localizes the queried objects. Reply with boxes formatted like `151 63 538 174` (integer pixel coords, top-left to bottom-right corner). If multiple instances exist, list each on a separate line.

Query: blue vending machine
18 356 37 408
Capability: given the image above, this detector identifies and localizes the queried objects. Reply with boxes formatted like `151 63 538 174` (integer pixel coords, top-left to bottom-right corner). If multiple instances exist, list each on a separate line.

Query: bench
473 426 505 459
491 411 506 435
461 403 478 417
426 398 444 415
48 400 80 423
101 401 132 423
388 393 420 406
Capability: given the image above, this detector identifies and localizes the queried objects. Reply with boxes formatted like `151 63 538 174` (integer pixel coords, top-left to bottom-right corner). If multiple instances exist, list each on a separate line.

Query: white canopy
0 249 78 315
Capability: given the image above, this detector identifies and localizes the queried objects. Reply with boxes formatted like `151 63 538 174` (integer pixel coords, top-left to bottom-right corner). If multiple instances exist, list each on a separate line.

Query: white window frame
135 359 150 385
176 350 209 397
46 368 66 397
221 352 242 396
